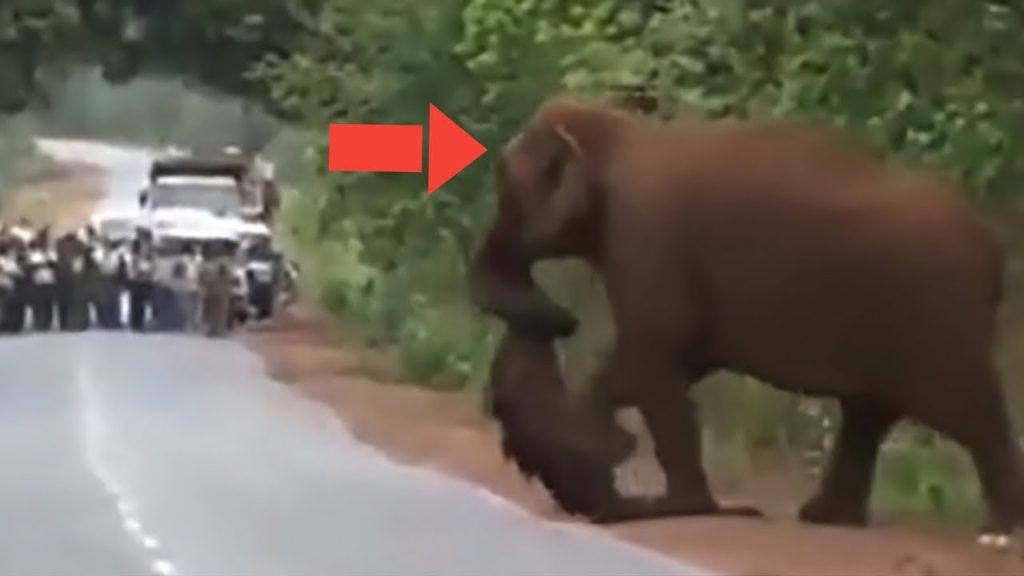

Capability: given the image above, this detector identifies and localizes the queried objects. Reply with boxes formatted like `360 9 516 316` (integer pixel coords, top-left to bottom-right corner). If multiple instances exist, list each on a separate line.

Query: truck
142 152 280 224
138 151 294 323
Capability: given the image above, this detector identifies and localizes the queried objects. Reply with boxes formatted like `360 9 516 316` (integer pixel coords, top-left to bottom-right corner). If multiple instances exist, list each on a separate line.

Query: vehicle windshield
154 236 191 256
245 237 274 259
149 178 242 216
96 219 135 240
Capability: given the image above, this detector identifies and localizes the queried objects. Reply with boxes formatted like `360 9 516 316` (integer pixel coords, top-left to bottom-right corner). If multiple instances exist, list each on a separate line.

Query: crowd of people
0 218 243 337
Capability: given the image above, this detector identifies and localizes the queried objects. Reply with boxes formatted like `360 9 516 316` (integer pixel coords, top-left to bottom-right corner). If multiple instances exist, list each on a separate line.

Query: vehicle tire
251 285 274 320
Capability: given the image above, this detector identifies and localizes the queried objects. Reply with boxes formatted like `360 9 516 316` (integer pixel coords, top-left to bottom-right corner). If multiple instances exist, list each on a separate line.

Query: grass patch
872 432 986 526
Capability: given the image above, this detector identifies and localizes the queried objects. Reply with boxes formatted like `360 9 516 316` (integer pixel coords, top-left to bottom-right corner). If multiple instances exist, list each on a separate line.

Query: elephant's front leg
576 357 638 467
587 348 763 523
798 396 897 526
637 382 762 518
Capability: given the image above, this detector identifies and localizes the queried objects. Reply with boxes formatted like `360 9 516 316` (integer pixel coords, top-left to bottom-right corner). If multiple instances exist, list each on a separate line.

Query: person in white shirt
10 218 33 245
25 234 57 331
0 242 21 333
0 235 28 333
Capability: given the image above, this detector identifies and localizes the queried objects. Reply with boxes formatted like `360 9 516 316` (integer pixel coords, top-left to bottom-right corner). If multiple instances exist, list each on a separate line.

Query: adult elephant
468 98 1024 533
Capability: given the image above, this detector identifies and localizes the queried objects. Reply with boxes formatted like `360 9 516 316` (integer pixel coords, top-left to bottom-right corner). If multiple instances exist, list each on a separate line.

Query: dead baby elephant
486 329 639 517
469 96 1024 534
488 328 714 523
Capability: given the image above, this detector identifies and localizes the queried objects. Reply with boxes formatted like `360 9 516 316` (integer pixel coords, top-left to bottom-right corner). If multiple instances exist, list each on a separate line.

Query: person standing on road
25 230 57 331
10 218 33 246
243 236 279 321
0 242 19 333
114 240 132 327
92 238 126 329
180 243 202 331
260 178 281 225
78 226 104 329
149 251 172 331
55 230 92 331
126 233 156 332
74 229 95 330
160 251 189 332
2 234 29 333
199 243 233 337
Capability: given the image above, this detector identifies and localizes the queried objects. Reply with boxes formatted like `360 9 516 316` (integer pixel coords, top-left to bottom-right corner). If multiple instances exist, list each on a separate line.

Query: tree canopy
12 1 1024 376
9 0 1024 519
8 1 1024 200
1 0 320 115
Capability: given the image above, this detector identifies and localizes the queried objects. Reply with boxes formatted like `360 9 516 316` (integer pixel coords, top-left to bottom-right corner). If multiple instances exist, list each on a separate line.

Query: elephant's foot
573 412 636 467
798 493 869 527
573 390 637 467
603 420 638 465
979 483 1024 535
587 494 764 525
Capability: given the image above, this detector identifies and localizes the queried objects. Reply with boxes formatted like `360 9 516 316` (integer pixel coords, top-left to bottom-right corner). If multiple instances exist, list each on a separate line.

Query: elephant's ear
527 122 593 247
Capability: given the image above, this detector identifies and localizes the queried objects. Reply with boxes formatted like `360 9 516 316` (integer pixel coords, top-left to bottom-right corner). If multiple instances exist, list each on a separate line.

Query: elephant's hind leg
904 365 1024 534
579 356 639 467
799 396 898 526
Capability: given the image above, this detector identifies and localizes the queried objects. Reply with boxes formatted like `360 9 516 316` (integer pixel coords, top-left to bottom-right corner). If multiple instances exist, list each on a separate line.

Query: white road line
151 558 178 576
102 479 123 496
76 346 181 576
122 517 143 534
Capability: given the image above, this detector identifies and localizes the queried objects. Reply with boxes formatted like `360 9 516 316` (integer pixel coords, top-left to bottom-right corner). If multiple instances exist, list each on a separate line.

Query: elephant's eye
541 156 563 185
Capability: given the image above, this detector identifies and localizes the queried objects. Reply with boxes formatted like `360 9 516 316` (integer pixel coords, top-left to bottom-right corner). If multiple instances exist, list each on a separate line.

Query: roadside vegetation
19 67 309 181
7 0 1024 526
0 118 60 211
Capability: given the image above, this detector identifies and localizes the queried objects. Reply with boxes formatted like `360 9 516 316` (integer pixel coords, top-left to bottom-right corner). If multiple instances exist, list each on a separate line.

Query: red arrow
328 104 486 195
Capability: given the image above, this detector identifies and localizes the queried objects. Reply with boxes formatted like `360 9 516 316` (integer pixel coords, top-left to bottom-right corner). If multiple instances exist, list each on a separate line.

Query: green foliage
873 431 985 525
268 0 1024 524
25 67 279 148
11 0 1024 524
0 118 54 204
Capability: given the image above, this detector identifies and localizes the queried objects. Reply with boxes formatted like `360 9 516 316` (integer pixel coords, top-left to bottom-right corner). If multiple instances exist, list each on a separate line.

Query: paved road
0 140 702 576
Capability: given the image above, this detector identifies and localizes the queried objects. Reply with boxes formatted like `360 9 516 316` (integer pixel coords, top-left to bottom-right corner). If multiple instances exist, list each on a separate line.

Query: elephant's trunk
468 221 578 339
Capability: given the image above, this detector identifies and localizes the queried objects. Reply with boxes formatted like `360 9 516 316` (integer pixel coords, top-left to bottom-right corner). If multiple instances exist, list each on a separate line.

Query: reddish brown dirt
3 161 105 233
245 305 1024 576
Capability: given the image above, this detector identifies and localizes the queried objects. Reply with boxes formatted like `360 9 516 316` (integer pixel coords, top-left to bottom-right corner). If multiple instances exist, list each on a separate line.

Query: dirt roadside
245 305 1024 576
26 157 1024 575
2 160 105 232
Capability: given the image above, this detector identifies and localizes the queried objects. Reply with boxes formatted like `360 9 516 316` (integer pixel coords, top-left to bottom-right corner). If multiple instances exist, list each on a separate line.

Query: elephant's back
608 115 1000 297
632 118 987 250
694 186 1000 395
614 119 1003 393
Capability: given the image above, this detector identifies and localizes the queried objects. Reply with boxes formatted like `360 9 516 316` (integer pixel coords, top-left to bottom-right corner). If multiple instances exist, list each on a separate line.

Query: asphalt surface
0 140 702 576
